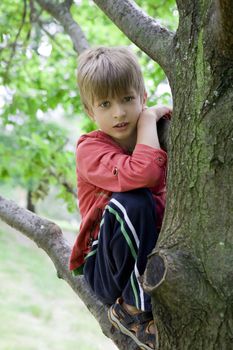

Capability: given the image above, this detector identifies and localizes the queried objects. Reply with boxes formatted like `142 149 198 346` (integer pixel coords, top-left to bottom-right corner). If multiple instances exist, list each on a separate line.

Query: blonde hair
77 46 145 110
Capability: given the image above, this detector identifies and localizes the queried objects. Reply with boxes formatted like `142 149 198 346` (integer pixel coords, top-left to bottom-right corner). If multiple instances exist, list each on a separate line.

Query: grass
0 223 117 350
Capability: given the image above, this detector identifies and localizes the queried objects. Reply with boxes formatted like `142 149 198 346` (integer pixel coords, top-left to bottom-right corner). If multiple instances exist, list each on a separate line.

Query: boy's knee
110 189 155 213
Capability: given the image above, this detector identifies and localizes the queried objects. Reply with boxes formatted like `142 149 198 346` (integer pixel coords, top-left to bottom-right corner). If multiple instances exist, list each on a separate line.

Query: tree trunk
26 190 36 213
144 1 233 348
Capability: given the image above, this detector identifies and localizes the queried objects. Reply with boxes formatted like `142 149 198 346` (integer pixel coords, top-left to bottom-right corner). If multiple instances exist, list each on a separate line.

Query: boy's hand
136 105 172 149
140 106 172 123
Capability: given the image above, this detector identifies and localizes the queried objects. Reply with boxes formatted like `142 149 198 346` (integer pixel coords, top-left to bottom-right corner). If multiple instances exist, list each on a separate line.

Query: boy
70 46 171 350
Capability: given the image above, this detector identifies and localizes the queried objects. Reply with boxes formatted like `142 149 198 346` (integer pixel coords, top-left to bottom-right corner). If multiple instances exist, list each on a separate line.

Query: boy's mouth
114 122 128 128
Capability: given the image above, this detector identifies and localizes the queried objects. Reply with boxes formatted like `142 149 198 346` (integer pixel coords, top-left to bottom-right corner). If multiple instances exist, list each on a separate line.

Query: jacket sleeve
76 138 167 193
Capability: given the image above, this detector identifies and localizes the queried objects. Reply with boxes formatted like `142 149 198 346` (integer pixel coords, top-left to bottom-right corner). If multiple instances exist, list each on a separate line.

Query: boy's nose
113 104 126 118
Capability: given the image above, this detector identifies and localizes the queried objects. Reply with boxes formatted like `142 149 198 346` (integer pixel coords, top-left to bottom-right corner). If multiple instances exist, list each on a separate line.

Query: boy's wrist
138 109 157 127
140 106 172 123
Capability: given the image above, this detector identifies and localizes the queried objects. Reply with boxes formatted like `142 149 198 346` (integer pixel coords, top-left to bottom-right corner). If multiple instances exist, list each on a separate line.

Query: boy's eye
124 96 135 102
99 101 110 108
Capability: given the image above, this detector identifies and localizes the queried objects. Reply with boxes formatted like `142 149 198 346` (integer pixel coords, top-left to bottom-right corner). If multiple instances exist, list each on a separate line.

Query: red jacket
69 130 167 271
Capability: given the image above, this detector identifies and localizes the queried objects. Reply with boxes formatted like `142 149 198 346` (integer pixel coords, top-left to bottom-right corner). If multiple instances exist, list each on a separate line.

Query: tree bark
26 190 36 213
213 0 233 58
142 0 233 348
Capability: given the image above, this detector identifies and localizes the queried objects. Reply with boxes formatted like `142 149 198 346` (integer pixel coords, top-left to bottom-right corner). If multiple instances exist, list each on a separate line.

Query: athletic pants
83 188 159 312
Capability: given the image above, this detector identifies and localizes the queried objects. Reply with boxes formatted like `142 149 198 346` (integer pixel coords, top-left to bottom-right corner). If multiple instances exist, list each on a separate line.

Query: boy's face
86 89 146 149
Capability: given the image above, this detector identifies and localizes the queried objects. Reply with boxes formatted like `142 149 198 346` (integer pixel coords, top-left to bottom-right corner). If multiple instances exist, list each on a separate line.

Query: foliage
0 117 77 211
136 0 178 30
0 0 176 211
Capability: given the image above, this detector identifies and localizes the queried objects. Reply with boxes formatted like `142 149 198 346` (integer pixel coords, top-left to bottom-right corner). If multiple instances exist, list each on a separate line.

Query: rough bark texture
143 0 233 348
214 0 233 58
1 0 233 349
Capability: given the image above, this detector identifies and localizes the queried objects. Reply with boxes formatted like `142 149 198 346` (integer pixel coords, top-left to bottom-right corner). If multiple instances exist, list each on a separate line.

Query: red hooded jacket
69 130 167 271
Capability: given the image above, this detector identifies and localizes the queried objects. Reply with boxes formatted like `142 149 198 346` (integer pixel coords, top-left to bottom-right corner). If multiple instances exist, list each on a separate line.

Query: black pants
84 189 159 312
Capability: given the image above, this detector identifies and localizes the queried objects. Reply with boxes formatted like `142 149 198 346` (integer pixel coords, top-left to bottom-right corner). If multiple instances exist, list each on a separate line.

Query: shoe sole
108 306 155 350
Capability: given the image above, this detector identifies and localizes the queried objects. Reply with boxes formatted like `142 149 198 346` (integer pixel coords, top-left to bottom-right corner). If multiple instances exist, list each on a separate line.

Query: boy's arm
77 136 167 193
136 106 171 148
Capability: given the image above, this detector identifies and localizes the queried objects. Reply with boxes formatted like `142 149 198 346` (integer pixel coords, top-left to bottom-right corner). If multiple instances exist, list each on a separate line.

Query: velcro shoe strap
134 311 153 324
114 303 136 325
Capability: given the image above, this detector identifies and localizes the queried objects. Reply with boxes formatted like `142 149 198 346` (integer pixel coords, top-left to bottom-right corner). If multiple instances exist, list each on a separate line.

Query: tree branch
0 195 140 350
92 0 175 78
35 0 89 53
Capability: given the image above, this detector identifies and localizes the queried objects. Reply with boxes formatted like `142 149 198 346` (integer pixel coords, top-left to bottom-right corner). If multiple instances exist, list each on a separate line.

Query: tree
1 0 233 349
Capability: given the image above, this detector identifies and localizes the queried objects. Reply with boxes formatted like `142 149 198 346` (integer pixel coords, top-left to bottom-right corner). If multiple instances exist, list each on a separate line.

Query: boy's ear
142 91 147 107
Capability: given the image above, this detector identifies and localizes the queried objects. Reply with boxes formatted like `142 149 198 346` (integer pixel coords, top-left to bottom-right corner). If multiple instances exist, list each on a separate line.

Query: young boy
70 46 171 350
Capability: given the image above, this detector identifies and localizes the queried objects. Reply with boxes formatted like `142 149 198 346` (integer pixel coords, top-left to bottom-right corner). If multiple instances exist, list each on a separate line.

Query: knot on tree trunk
143 249 212 311
142 250 232 349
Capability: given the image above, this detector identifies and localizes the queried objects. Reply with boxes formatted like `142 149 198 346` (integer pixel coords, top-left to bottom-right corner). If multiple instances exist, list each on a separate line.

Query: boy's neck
112 132 137 154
